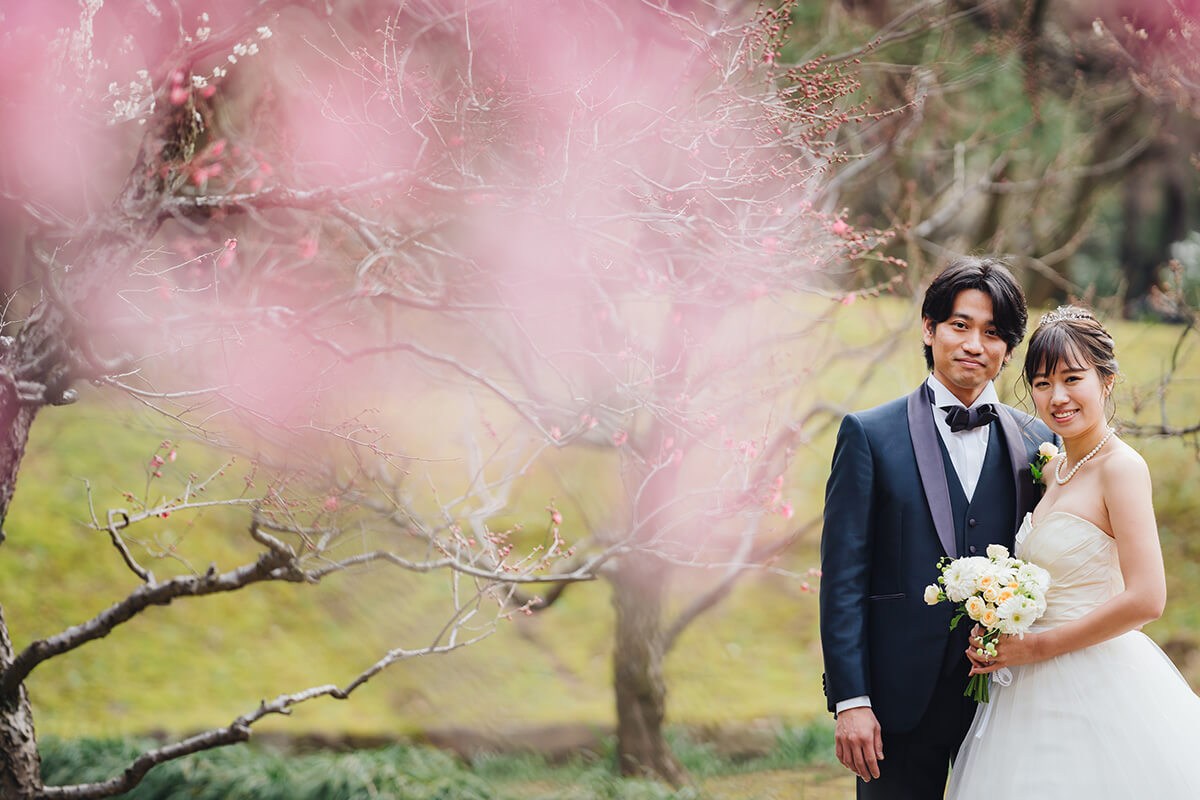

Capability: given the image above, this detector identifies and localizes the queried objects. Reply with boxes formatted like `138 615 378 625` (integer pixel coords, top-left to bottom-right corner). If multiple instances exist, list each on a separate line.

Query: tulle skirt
947 630 1200 798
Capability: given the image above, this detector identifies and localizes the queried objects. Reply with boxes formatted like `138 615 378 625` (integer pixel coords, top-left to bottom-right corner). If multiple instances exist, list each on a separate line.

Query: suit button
968 545 977 554
968 518 978 527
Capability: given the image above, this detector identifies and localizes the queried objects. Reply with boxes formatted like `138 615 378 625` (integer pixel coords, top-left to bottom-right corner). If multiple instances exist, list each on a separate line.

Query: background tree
0 0 913 795
0 1 607 796
279 0 905 783
794 0 1200 314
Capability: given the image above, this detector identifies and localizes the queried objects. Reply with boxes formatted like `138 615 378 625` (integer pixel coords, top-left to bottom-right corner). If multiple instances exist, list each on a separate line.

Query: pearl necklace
1055 428 1116 485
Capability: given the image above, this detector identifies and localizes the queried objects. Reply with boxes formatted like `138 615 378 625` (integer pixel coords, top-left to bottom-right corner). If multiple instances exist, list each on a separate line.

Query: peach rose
965 596 986 621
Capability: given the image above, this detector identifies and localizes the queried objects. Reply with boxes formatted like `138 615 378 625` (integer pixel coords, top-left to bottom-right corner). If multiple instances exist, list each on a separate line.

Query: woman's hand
964 624 990 671
967 628 1044 675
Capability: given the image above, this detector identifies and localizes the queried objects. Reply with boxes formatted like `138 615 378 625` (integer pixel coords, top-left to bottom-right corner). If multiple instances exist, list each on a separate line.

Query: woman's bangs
1027 326 1088 380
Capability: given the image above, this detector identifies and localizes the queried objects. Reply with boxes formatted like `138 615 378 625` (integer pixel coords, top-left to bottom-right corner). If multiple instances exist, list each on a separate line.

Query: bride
946 305 1200 796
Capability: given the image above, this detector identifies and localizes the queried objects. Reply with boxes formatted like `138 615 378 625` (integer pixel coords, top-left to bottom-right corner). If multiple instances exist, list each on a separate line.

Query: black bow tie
941 403 998 433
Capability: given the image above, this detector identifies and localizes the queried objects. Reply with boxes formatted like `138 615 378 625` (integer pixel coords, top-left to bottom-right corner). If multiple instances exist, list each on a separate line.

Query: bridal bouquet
924 545 1051 702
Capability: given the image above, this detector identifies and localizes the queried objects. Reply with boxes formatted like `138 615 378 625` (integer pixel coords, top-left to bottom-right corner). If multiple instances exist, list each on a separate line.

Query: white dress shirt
834 376 1001 716
926 374 999 503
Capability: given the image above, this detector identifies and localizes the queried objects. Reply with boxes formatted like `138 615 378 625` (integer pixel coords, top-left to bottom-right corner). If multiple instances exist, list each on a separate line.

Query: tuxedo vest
935 422 1017 676
936 421 1017 559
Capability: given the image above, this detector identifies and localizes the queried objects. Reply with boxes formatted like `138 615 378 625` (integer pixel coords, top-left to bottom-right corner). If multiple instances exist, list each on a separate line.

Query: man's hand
834 706 883 781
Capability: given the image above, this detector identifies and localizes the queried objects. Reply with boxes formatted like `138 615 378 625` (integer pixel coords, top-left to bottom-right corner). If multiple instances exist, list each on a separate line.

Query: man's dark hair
920 257 1027 369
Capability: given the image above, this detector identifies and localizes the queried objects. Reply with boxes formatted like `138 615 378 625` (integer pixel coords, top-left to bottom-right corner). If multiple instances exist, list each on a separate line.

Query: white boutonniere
1030 442 1058 486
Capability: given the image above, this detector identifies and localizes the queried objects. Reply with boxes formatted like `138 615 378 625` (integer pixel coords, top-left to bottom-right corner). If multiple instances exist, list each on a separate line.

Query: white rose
986 543 1009 561
924 584 941 605
1038 442 1059 459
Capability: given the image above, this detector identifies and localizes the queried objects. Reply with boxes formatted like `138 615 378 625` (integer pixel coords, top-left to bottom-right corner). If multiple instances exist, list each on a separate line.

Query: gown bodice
949 510 1200 799
1015 511 1124 630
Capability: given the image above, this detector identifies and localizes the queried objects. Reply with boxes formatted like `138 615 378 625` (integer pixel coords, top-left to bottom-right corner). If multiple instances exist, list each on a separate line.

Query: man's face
923 288 1012 406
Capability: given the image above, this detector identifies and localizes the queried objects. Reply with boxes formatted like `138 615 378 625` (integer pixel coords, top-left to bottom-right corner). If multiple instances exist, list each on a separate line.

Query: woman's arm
971 445 1165 673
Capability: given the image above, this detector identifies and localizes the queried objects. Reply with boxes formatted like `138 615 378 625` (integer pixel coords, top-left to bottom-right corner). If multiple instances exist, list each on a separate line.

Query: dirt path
700 767 855 799
501 766 856 799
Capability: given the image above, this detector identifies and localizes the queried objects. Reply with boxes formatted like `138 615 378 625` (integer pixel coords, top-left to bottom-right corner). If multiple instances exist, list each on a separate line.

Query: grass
4 297 1199 748
40 738 496 800
39 722 848 800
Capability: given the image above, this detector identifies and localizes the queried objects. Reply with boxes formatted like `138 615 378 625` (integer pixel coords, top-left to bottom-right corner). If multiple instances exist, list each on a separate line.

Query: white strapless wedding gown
947 511 1200 797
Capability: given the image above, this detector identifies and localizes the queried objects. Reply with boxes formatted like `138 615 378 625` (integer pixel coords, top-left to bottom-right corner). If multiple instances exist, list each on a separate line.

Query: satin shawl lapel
906 384 957 558
996 408 1030 527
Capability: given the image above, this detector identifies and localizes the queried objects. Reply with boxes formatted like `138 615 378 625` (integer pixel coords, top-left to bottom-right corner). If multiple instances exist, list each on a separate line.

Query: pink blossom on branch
0 0 905 790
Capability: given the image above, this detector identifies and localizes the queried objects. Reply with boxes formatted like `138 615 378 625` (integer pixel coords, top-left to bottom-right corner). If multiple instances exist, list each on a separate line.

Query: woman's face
1029 346 1113 439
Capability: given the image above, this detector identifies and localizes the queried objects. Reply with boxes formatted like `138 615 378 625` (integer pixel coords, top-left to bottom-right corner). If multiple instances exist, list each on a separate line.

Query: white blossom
1016 562 1051 595
942 556 989 603
996 595 1040 636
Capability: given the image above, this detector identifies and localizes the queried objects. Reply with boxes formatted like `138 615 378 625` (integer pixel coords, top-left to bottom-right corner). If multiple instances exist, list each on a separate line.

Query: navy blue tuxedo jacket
818 383 1057 734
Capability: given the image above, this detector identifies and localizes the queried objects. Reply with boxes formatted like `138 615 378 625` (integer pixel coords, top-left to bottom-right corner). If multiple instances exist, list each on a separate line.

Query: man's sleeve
819 413 876 712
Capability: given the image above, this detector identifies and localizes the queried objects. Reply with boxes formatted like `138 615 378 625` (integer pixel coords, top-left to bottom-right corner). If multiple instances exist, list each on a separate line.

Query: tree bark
606 301 700 786
1120 153 1190 313
0 602 42 800
0 92 177 796
0 302 58 798
0 378 37 537
610 552 686 786
1025 100 1151 308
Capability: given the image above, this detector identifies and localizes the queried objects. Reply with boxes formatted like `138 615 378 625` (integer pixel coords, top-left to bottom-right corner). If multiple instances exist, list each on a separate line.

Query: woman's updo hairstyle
1023 305 1119 392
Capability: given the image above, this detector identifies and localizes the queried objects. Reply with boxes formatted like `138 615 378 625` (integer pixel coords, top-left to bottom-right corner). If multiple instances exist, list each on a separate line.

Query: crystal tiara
1038 306 1093 326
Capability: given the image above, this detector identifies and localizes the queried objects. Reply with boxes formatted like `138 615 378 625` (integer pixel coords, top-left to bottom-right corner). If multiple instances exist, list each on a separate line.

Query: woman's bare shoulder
1100 438 1151 490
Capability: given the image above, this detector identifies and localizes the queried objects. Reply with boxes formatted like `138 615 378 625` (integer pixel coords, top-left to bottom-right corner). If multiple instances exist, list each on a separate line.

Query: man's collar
925 374 1000 410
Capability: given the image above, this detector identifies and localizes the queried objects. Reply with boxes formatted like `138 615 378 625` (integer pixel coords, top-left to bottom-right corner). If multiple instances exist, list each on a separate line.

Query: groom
819 258 1056 798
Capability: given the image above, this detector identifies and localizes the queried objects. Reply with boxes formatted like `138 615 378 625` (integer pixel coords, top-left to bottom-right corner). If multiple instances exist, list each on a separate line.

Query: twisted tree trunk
611 553 686 785
609 303 697 785
0 602 40 800
0 275 75 799
0 89 179 793
0 318 50 797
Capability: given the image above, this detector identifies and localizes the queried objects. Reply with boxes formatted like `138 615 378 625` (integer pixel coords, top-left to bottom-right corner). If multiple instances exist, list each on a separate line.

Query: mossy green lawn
40 724 852 799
